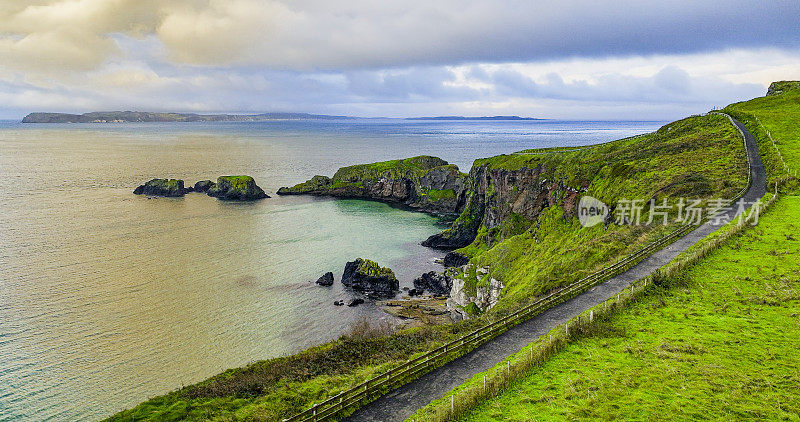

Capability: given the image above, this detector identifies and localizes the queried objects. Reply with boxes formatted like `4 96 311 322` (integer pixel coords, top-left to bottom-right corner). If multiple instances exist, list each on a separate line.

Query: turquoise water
0 119 665 420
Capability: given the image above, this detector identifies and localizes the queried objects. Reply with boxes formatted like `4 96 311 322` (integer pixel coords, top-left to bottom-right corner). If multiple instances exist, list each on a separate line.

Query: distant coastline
20 111 354 123
406 115 545 121
21 111 545 123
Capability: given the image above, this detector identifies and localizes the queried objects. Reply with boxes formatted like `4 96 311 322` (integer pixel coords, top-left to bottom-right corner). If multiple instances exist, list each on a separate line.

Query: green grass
456 195 800 421
422 188 457 202
331 155 456 182
725 85 800 192
451 114 747 310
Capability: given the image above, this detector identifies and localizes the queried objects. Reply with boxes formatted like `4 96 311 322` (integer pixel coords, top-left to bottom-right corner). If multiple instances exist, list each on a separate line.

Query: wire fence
283 113 753 422
414 190 776 422
753 116 794 177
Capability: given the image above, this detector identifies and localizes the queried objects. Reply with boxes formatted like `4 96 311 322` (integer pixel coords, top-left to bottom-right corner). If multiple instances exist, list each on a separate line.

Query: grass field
456 195 800 421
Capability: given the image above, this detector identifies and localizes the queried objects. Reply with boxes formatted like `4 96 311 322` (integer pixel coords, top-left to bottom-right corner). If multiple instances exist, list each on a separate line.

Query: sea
0 118 666 420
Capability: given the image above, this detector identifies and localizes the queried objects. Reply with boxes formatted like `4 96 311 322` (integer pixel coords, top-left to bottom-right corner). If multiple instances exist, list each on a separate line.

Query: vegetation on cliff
277 155 467 215
433 114 747 312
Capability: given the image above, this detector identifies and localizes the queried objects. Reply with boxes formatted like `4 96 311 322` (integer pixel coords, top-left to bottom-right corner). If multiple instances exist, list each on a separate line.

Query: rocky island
341 258 399 297
277 155 467 216
133 178 190 197
134 176 268 200
206 176 269 200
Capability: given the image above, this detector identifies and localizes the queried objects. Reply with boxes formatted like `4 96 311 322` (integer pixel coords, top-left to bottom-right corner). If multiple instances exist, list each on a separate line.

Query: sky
0 0 799 119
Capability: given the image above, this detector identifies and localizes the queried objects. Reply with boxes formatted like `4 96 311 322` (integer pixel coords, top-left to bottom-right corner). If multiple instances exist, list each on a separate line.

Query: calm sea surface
0 119 665 420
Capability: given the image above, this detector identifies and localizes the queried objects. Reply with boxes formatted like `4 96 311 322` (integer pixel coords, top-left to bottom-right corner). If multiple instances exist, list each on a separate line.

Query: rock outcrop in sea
341 258 399 297
413 271 453 296
206 176 269 200
193 180 215 193
277 156 467 215
316 272 334 286
133 178 189 197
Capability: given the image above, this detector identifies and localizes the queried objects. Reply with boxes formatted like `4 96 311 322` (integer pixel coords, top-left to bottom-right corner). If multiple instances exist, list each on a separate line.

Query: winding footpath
345 115 766 422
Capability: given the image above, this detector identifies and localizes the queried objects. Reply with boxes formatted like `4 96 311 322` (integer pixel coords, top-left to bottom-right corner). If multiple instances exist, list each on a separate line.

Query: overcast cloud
0 0 798 119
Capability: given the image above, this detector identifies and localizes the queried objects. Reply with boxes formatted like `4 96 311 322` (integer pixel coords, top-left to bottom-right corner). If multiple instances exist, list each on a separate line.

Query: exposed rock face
277 156 467 215
194 180 215 193
423 163 583 249
316 272 334 286
341 258 399 297
133 178 188 197
443 251 470 268
413 271 453 296
447 264 504 319
766 81 800 96
207 176 269 200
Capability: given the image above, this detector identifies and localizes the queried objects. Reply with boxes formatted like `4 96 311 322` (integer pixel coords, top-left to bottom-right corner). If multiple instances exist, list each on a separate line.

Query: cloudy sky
1 0 799 119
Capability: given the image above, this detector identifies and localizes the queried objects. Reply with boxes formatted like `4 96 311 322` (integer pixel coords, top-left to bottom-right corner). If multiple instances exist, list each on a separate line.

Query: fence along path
284 114 765 422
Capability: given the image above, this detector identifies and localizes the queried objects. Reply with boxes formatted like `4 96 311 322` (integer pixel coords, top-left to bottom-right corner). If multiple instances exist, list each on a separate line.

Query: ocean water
0 118 665 420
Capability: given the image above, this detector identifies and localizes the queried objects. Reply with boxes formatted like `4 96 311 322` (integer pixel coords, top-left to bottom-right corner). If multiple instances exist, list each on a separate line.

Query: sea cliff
277 155 467 215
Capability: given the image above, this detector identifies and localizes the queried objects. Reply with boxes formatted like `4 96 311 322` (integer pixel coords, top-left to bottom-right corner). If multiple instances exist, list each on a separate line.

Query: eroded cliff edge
277 155 468 216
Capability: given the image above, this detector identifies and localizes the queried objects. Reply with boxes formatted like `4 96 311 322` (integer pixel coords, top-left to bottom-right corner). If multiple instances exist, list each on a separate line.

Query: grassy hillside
450 114 747 311
724 84 800 192
415 84 800 422
457 195 800 421
107 115 749 421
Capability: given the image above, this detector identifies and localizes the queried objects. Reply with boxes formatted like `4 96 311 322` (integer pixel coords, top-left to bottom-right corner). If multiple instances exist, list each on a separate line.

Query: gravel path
345 116 766 422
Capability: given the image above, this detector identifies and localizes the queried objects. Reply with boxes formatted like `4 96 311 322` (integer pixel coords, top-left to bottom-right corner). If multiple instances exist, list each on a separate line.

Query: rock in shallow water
413 271 453 296
133 178 188 197
207 176 269 200
316 272 334 286
341 258 399 297
193 180 215 193
347 298 364 307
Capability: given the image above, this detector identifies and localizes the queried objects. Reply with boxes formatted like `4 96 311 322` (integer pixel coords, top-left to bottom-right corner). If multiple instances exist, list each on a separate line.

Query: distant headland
21 111 353 123
21 111 544 123
406 115 545 121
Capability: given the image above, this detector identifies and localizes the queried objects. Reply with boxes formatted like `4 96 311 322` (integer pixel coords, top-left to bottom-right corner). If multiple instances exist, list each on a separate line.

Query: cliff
766 81 800 96
435 114 749 313
277 155 468 215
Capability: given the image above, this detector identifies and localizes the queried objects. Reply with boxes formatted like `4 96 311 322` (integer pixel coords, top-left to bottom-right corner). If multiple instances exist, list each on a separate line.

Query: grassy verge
724 86 800 193
411 191 783 421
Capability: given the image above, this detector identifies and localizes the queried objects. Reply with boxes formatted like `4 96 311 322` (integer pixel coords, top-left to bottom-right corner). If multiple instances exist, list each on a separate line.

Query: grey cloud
0 0 798 73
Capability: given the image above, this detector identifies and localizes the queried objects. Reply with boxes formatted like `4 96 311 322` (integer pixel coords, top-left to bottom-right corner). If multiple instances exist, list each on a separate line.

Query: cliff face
766 81 800 96
277 156 468 215
422 163 583 249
